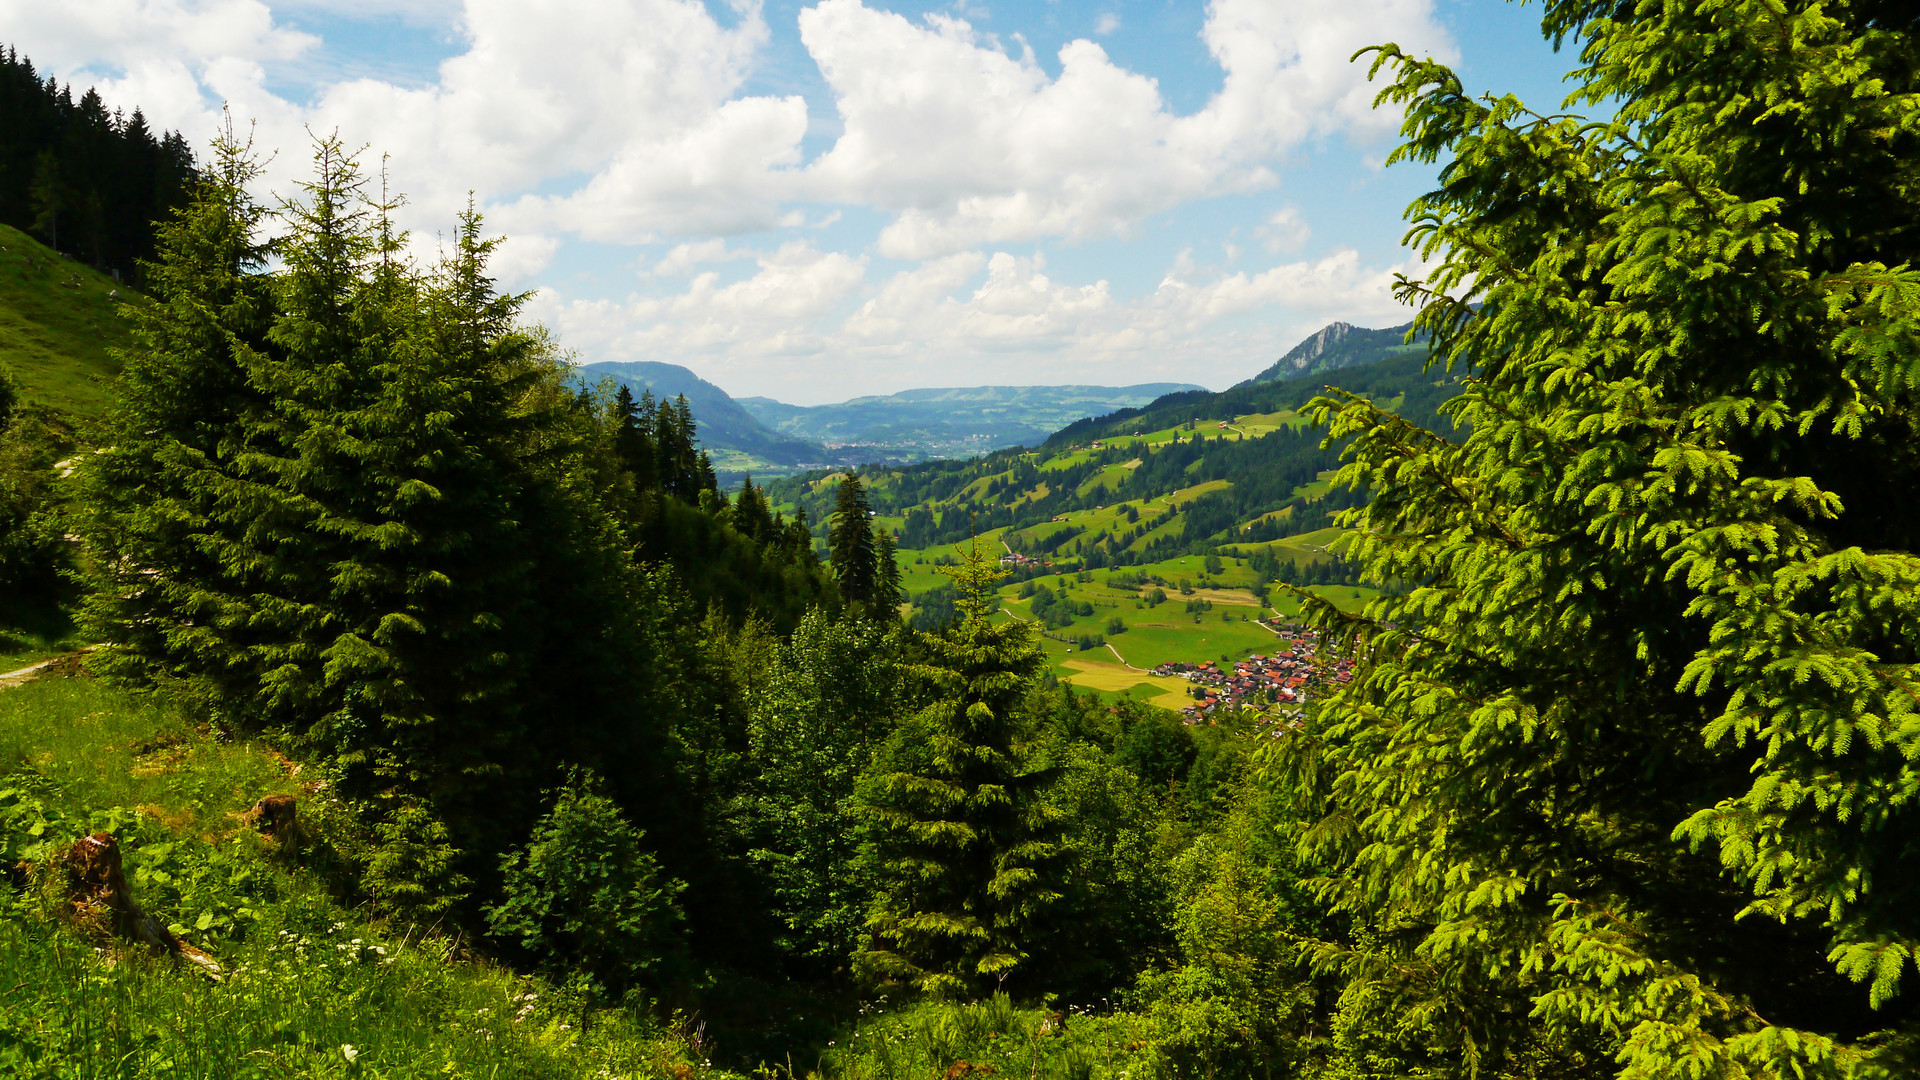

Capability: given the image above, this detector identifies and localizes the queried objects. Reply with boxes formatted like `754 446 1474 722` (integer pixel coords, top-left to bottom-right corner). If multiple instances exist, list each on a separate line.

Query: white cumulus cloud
795 0 1453 259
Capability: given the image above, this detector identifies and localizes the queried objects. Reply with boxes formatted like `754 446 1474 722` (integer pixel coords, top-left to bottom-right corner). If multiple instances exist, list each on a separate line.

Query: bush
486 769 685 995
0 399 73 619
364 803 471 928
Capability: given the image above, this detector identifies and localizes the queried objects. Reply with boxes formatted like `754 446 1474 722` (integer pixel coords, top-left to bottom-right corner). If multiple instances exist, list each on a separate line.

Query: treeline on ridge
770 417 1371 568
0 45 196 283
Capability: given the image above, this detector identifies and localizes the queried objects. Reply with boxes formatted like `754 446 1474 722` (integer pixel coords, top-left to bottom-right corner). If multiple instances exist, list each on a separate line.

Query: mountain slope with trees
1047 341 1464 449
1232 319 1424 386
768 339 1457 571
578 359 826 468
0 45 196 284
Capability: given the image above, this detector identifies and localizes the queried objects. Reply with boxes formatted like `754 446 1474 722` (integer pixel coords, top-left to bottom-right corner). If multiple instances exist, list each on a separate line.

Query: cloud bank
1 0 1455 401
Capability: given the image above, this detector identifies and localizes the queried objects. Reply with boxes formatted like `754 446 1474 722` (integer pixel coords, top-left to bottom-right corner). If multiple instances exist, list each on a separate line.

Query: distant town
1155 628 1354 725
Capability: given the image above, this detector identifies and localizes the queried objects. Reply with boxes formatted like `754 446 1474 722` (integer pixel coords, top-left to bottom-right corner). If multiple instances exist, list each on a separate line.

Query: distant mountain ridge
1048 318 1453 449
739 382 1206 459
1233 320 1422 388
575 361 826 467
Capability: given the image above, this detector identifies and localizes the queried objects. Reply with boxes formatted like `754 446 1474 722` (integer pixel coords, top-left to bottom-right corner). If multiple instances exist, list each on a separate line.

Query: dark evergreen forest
0 46 197 283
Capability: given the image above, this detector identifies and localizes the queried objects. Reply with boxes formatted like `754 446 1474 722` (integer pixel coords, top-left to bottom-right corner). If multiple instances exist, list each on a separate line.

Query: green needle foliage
873 524 904 613
78 129 688 909
1271 1 1920 1076
831 472 878 608
855 538 1062 998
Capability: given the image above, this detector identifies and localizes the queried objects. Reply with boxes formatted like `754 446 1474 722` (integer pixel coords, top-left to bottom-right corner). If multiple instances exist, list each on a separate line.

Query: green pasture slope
901 532 1379 705
0 223 136 422
0 224 130 658
872 400 1399 704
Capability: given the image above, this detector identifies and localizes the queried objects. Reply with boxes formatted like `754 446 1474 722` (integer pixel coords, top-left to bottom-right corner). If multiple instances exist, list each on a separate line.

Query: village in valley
1153 628 1354 726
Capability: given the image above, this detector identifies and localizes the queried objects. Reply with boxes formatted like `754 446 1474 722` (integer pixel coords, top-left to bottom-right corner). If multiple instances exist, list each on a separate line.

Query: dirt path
0 648 95 689
1104 642 1144 670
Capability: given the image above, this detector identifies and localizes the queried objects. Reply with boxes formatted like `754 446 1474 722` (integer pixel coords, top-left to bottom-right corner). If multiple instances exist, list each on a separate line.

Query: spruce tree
28 150 59 251
85 133 693 906
81 123 280 718
733 474 774 543
855 538 1061 997
611 383 656 490
652 394 698 500
829 473 877 606
695 448 717 496
873 525 904 616
788 505 818 567
1272 1 1920 1074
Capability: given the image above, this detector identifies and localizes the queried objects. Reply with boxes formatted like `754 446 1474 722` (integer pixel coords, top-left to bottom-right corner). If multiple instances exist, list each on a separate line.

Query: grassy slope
0 225 122 657
0 672 721 1078
0 223 135 423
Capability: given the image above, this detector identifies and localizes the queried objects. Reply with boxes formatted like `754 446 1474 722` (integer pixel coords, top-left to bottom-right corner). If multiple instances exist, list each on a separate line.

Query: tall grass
0 676 299 838
808 995 1157 1080
0 906 716 1079
0 673 728 1079
0 221 132 420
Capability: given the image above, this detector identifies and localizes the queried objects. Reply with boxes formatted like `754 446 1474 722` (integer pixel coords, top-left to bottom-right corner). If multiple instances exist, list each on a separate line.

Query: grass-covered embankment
0 672 722 1079
0 223 134 422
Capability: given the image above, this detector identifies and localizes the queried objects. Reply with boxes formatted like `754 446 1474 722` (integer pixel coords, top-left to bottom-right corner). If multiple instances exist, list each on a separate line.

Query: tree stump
248 794 297 838
50 832 221 976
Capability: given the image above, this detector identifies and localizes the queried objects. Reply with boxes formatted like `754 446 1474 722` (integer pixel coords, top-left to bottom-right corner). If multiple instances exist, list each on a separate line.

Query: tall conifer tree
855 538 1061 997
873 525 903 616
829 473 877 606
611 383 656 491
82 122 280 719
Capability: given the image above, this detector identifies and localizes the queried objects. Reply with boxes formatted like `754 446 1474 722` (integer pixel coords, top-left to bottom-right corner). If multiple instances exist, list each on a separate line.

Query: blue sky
7 0 1587 403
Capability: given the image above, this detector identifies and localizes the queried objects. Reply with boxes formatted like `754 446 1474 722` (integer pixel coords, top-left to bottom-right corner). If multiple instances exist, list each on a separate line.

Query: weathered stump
248 794 298 838
50 832 221 975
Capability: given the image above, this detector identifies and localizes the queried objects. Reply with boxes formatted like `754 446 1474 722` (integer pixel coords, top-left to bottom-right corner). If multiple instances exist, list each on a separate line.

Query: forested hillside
579 358 828 470
768 346 1457 567
1233 318 1424 387
4 3 1919 1078
1047 341 1463 449
0 46 196 283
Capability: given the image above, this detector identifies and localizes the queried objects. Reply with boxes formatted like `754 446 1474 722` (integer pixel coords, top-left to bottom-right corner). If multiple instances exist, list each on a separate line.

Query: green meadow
0 223 136 423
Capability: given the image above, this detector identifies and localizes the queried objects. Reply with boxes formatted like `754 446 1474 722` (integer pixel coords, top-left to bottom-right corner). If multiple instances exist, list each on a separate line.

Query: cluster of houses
1152 631 1354 724
998 551 1048 569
